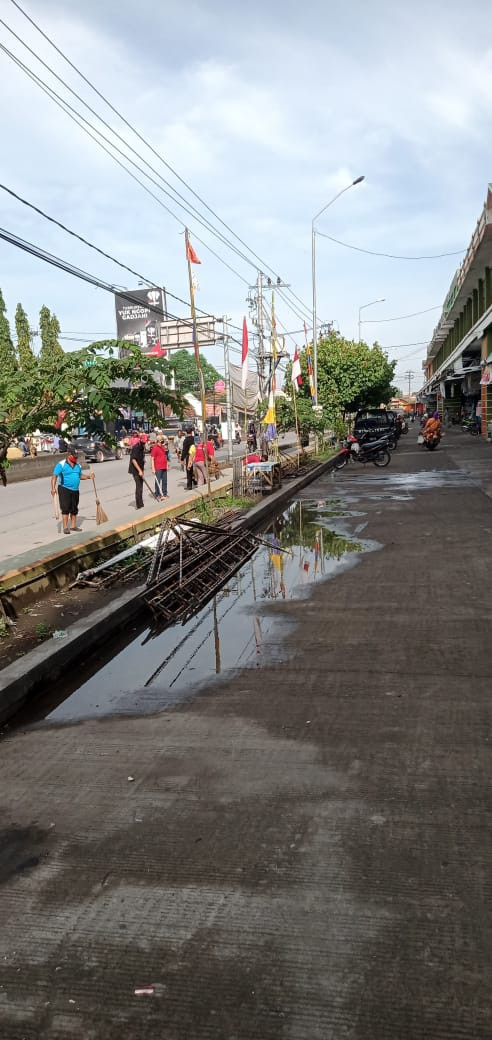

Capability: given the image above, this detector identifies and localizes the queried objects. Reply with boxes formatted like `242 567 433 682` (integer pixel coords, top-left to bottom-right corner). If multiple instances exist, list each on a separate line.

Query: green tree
0 289 17 377
39 305 64 368
275 394 330 439
316 330 396 417
0 341 180 439
15 303 37 373
171 349 221 393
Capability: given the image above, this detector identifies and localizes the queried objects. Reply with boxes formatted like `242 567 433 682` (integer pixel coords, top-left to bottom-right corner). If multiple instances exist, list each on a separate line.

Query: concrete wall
6 453 87 483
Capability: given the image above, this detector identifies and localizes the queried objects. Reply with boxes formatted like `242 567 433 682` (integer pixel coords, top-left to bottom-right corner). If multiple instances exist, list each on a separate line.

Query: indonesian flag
291 348 302 389
241 317 249 390
186 239 201 264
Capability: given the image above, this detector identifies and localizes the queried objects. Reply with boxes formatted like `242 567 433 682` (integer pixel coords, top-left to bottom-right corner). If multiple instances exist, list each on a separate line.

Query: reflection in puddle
336 469 478 503
20 498 377 725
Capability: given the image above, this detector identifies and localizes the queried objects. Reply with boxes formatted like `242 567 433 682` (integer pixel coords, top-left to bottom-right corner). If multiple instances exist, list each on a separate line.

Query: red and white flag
241 317 249 390
291 347 303 390
186 239 201 264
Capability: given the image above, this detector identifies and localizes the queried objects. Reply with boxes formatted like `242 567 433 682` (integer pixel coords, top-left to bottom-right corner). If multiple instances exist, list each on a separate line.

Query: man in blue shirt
51 448 94 535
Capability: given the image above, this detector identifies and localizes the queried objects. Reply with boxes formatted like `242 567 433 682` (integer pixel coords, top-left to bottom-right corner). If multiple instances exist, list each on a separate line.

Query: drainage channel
11 493 376 728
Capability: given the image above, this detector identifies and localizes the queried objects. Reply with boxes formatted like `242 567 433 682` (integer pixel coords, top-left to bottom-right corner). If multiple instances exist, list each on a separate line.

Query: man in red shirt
150 434 169 499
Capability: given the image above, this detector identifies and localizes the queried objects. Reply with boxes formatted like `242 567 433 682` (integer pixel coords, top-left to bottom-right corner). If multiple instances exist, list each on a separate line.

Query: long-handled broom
92 475 108 524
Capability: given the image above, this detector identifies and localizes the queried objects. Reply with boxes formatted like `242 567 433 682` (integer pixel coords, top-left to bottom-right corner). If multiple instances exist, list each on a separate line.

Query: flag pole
292 381 301 468
185 228 211 498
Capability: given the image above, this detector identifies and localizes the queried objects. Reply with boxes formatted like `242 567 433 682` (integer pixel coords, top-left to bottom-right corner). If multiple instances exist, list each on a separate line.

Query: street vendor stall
245 460 282 494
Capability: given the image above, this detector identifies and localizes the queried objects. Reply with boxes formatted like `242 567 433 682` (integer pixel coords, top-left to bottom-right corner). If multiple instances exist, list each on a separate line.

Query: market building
420 184 492 433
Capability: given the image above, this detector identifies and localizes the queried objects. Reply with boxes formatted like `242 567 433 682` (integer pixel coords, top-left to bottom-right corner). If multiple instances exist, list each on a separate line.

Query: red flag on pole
241 317 249 390
186 240 201 264
291 348 303 389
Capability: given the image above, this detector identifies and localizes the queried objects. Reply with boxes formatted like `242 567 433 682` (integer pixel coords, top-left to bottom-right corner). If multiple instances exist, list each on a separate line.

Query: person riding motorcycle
422 410 442 444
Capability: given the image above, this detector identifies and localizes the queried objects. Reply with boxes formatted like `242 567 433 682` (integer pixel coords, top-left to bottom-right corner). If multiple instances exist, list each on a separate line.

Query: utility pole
404 370 415 397
222 315 234 463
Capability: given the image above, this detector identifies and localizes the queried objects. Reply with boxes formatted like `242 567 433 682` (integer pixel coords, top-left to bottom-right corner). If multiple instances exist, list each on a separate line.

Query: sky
0 0 491 393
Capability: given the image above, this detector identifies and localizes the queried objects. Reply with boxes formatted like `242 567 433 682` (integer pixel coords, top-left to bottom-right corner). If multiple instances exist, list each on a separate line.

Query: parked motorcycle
334 433 391 469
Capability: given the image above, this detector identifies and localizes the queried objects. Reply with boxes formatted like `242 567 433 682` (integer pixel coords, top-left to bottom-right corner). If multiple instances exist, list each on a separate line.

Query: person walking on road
181 429 196 490
150 433 169 499
51 448 94 535
129 433 147 509
193 438 207 486
175 429 184 468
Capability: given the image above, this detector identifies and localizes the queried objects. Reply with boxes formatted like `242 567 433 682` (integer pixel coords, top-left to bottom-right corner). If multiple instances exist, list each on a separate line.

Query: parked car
353 409 398 446
72 435 123 463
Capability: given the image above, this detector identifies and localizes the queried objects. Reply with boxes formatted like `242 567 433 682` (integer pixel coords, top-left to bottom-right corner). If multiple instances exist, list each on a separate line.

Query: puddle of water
333 469 479 503
16 499 376 725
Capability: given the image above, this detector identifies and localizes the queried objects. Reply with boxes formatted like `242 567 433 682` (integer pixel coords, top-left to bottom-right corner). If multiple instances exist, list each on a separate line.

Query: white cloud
0 0 491 378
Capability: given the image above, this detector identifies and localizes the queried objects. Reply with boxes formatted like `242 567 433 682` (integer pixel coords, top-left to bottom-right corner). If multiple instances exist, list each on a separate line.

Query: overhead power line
0 181 219 320
4 0 313 323
317 232 465 260
0 224 252 354
0 41 254 287
362 306 441 323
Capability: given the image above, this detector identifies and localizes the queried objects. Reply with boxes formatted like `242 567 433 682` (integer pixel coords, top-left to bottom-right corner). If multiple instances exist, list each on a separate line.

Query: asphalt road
1 428 491 1038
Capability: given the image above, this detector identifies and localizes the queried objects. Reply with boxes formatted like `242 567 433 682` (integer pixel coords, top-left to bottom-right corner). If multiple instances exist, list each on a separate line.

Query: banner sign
114 287 167 352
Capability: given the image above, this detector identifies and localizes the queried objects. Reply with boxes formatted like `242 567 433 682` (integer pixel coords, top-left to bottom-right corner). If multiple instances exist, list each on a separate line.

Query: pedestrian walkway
0 431 491 1039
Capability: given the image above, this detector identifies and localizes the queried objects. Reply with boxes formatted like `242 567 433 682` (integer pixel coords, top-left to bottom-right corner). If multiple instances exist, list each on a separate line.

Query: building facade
421 184 492 432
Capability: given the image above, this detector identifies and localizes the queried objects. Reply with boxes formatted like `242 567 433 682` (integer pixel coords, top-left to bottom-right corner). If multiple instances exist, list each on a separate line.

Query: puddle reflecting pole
211 599 220 678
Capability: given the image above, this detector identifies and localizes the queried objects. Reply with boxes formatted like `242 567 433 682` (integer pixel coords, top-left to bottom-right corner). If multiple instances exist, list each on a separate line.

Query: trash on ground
134 986 155 996
52 629 68 639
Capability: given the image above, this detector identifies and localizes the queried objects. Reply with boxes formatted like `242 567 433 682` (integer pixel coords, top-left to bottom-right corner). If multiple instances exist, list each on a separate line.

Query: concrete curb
0 455 336 724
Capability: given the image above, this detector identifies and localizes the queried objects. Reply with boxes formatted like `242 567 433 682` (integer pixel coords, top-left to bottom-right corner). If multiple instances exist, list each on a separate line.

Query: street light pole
311 175 364 406
358 298 385 343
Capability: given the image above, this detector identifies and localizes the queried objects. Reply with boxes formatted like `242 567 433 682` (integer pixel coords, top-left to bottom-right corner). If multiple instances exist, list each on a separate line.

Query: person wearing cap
129 433 147 509
51 448 94 535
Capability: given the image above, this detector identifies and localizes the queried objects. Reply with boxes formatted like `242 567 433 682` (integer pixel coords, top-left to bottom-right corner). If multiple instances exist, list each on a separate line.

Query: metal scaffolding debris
143 515 260 625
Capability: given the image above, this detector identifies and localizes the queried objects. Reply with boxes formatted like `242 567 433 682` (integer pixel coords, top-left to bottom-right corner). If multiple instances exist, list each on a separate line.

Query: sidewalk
0 455 231 567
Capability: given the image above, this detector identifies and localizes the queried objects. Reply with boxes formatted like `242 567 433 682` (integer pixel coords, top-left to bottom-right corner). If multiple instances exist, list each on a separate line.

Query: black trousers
132 471 144 508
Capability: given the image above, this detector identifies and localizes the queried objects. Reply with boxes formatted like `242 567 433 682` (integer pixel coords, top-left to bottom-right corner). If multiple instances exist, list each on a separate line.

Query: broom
92 475 109 525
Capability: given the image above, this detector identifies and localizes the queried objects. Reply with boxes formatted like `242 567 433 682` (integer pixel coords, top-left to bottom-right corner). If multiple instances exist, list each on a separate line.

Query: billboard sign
114 287 167 353
160 315 217 352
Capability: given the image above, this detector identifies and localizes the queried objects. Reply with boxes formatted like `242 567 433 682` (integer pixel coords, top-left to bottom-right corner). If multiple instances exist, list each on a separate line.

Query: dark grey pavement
1 429 491 1039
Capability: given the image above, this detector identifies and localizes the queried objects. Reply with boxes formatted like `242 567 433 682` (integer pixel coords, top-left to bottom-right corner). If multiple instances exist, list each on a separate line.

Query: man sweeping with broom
50 447 95 535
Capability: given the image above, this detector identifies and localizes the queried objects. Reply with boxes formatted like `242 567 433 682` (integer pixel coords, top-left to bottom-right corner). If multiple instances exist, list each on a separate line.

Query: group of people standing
128 427 219 508
128 432 170 509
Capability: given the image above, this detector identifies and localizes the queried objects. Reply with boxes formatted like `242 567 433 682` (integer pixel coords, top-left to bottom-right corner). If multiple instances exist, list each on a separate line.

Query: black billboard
114 287 167 354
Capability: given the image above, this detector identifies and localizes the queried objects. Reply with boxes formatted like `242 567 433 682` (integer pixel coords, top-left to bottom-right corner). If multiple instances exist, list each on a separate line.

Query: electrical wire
362 306 441 323
0 42 255 289
0 224 253 355
4 3 314 322
316 231 465 260
0 181 235 321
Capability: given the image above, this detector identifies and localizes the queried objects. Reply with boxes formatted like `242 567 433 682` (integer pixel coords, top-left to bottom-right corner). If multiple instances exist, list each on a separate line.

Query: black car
353 409 398 445
72 435 123 463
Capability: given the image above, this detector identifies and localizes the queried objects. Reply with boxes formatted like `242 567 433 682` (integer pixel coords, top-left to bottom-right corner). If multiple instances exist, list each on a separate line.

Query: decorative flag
241 317 249 390
291 348 303 389
186 240 201 264
304 323 316 399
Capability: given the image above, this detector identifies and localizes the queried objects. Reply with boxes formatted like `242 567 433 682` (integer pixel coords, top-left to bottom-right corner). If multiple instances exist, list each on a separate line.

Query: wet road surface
1 429 491 1039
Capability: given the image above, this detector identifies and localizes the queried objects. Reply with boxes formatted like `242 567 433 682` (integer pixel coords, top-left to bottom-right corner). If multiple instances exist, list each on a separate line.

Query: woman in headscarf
422 410 442 441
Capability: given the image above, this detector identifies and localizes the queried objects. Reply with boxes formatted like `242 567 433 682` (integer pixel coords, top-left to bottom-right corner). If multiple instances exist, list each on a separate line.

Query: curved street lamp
311 175 365 406
358 298 385 342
